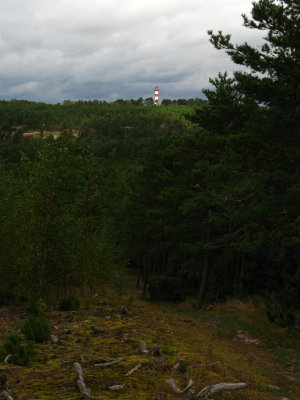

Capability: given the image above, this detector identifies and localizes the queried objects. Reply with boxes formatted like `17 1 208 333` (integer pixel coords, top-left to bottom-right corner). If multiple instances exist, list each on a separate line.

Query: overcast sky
0 0 264 103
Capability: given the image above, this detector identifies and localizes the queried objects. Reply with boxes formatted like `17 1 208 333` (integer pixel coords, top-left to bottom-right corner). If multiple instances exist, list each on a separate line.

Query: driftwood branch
192 362 222 368
2 391 14 400
167 378 194 395
95 358 125 367
139 341 149 354
74 362 93 400
126 364 142 376
109 385 125 391
182 380 194 394
50 335 59 345
149 344 160 356
3 354 12 364
196 382 247 398
155 355 168 364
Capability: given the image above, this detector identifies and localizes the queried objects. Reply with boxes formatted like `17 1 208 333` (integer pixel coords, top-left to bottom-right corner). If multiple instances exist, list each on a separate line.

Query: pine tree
208 0 300 140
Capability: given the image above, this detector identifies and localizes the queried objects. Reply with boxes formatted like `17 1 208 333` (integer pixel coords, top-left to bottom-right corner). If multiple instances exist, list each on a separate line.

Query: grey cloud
0 0 264 102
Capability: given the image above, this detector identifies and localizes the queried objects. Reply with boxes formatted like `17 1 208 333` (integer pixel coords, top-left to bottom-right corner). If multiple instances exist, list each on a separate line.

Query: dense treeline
0 99 194 137
0 0 299 324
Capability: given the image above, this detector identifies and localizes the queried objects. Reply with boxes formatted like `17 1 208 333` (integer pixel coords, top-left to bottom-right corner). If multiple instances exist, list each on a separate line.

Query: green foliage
0 5 299 318
58 296 80 311
208 0 300 140
21 315 50 343
0 334 36 366
265 294 295 327
0 287 14 306
178 360 187 373
26 301 39 316
161 345 175 356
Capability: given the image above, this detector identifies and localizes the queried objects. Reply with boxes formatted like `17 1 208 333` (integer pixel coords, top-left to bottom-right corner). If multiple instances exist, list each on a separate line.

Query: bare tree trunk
233 252 241 296
197 213 211 308
136 253 143 288
142 262 148 298
197 252 210 308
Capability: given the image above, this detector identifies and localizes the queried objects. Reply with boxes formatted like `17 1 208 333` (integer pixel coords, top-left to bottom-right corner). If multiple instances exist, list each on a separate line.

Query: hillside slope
0 295 298 400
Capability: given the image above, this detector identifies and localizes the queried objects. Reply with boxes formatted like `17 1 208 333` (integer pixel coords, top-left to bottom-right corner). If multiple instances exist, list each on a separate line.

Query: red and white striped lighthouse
154 86 159 105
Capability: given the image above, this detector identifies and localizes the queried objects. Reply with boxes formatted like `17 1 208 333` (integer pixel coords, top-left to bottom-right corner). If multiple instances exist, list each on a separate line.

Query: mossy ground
0 290 298 400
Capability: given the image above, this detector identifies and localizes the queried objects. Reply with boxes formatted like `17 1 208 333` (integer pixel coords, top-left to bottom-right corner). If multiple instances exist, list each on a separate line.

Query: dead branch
221 193 255 203
167 378 182 395
172 362 180 372
154 355 168 364
50 335 59 345
192 362 222 368
149 344 160 356
109 385 125 391
95 358 125 367
196 382 247 398
1 391 14 400
3 354 12 364
167 378 194 395
139 341 149 354
122 333 129 342
126 364 142 376
187 389 196 400
74 362 93 400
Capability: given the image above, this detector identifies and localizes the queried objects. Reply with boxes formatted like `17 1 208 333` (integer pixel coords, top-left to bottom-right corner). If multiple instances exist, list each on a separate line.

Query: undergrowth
0 295 298 399
21 315 50 343
0 334 36 366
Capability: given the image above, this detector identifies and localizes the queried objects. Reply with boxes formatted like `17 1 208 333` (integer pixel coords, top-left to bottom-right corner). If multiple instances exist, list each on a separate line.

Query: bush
21 315 50 342
26 301 39 316
58 296 80 311
148 275 185 302
0 287 14 306
265 294 295 327
0 334 36 366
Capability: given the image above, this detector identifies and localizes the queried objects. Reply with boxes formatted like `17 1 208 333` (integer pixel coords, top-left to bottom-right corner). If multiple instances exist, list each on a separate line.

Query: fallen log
95 358 125 367
196 382 247 398
74 362 93 400
167 378 194 395
126 364 142 376
2 391 14 400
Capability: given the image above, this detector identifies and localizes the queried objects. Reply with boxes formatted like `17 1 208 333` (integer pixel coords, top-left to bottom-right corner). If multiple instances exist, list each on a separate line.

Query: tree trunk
197 212 211 308
197 251 210 308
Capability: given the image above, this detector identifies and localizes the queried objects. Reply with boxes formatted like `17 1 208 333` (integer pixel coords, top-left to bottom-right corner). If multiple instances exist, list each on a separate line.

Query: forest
0 0 299 327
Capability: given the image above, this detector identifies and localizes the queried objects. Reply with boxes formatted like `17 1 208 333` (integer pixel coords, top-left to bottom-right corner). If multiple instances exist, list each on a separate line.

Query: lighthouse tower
154 86 159 105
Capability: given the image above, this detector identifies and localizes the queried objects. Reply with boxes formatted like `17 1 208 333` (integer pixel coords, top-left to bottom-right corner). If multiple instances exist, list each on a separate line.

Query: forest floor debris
0 297 298 400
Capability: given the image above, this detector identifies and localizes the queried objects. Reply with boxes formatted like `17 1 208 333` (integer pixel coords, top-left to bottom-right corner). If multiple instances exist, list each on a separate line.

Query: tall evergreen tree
208 0 300 140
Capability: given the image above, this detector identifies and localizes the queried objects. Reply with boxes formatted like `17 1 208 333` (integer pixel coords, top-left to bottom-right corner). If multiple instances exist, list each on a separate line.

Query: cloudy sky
0 0 264 103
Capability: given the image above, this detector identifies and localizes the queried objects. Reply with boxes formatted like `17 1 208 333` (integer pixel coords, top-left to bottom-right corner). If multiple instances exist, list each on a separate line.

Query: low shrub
58 296 80 311
21 315 50 342
265 294 295 327
0 334 36 366
26 301 39 316
0 287 14 306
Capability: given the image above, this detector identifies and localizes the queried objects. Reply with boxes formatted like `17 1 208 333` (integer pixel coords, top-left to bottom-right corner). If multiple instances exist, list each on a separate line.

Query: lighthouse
154 86 159 105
